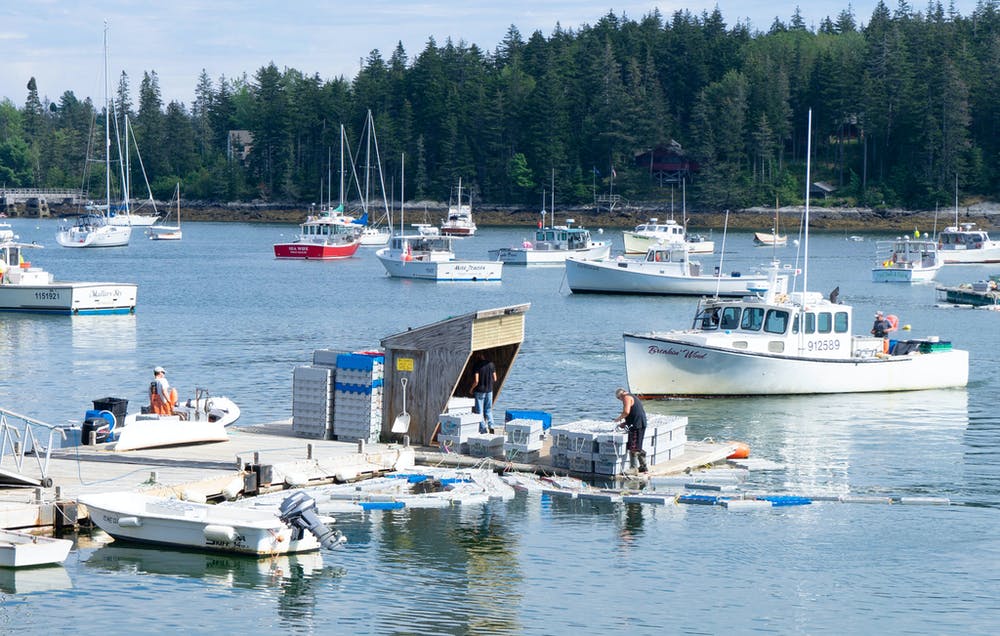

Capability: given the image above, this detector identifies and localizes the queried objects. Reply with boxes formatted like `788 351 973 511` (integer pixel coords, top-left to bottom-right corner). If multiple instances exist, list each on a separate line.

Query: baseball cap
153 366 166 374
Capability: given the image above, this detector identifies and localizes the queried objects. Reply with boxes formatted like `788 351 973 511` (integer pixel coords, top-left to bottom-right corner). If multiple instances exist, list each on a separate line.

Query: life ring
885 314 899 332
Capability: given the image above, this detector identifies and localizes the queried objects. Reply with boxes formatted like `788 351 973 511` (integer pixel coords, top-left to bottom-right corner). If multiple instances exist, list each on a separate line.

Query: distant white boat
376 234 502 281
623 218 687 254
0 530 73 568
872 237 942 283
57 24 135 247
439 178 477 236
147 183 182 240
489 220 610 266
937 223 1000 264
566 245 788 297
79 491 346 556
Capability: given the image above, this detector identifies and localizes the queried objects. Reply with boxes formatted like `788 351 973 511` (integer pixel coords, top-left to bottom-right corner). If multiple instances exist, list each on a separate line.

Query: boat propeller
278 491 346 549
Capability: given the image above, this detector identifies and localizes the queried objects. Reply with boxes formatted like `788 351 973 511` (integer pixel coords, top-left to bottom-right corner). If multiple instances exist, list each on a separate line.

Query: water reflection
0 565 73 594
85 544 334 589
648 389 970 497
71 315 137 352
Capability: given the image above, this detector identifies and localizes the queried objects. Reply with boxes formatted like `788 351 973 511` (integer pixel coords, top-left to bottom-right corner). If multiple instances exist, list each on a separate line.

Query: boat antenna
551 168 555 229
714 209 730 299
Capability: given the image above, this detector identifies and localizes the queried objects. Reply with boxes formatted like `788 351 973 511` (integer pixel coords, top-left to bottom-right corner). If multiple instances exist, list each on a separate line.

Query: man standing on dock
614 388 648 473
471 353 497 434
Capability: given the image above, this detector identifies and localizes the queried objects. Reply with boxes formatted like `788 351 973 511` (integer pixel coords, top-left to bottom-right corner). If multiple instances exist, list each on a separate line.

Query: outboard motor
81 409 115 445
278 491 346 549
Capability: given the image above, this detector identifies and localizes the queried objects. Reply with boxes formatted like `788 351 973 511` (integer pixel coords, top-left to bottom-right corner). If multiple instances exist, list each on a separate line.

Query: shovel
391 377 410 434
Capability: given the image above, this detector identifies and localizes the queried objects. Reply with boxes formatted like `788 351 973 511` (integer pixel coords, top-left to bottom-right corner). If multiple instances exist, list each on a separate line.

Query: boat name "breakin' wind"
647 345 707 359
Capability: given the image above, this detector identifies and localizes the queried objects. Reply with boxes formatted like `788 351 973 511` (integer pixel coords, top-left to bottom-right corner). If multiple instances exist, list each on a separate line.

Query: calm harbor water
1 217 998 634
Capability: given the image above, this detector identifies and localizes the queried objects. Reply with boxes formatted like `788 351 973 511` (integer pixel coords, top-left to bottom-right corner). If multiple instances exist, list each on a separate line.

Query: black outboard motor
278 491 346 549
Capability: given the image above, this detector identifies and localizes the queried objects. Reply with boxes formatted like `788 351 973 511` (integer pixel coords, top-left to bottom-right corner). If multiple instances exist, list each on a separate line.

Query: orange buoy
726 441 751 460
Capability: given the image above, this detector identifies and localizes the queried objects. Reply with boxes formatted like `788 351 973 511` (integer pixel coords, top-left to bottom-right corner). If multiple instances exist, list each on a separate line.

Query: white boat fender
278 491 346 549
284 472 309 488
203 524 238 543
181 489 208 504
335 469 358 482
221 477 243 501
118 516 142 528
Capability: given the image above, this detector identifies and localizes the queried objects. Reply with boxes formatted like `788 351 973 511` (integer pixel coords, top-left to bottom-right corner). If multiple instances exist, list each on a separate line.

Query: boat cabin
534 226 593 250
300 219 358 238
390 234 456 262
634 219 685 240
644 246 691 266
690 292 860 358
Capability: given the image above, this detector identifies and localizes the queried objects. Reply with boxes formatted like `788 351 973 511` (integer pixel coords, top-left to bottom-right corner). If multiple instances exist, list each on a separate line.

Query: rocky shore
18 200 1000 232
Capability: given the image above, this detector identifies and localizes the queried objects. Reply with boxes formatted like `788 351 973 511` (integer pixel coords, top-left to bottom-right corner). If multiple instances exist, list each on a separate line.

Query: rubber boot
637 450 648 473
628 451 638 471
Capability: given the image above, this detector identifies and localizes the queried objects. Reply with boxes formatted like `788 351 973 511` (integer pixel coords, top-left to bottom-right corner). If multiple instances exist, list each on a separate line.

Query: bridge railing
0 408 72 487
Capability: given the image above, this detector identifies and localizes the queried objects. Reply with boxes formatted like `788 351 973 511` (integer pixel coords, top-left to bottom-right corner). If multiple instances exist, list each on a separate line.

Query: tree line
1 1 998 213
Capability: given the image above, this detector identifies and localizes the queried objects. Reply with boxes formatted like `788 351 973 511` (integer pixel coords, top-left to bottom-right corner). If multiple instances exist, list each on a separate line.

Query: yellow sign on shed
396 357 414 371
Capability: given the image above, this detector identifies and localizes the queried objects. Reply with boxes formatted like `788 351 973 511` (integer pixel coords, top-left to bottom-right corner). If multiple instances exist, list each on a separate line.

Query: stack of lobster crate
332 351 385 443
549 414 687 475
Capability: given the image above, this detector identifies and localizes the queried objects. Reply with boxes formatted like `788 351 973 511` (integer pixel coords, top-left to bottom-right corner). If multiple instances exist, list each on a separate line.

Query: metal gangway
0 407 70 488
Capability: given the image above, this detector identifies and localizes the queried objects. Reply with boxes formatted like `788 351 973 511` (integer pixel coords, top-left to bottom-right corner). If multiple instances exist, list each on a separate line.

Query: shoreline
13 201 1000 232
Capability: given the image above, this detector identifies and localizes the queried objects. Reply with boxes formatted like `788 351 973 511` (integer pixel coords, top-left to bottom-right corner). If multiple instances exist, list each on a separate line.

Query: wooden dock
0 419 737 532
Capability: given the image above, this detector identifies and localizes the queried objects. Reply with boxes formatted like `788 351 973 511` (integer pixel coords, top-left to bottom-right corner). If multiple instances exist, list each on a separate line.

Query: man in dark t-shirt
614 387 648 473
471 354 497 434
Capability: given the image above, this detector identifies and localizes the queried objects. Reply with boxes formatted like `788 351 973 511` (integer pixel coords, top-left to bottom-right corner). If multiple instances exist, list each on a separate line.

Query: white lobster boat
0 239 137 315
79 491 346 556
936 223 1000 264
376 234 502 281
872 237 941 283
623 218 713 254
565 244 788 296
623 111 968 397
489 221 610 265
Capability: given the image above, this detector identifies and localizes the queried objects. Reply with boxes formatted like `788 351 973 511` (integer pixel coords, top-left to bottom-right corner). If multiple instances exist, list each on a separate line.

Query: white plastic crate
593 456 630 475
505 419 543 445
467 434 505 458
446 397 475 414
437 434 468 454
439 412 484 436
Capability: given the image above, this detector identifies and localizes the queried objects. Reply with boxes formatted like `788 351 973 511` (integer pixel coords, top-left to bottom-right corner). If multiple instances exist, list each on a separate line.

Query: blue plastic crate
505 409 552 430
335 352 385 371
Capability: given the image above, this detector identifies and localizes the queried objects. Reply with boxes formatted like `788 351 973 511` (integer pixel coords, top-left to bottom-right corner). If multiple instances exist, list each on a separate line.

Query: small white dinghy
0 529 73 568
80 491 346 556
78 391 240 452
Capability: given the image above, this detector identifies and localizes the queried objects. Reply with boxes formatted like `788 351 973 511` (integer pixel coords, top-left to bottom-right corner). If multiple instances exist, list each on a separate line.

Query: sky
1 0 981 108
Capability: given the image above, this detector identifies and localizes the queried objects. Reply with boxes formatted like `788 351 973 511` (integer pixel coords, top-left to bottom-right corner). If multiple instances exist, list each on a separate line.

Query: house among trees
634 141 698 187
811 182 837 199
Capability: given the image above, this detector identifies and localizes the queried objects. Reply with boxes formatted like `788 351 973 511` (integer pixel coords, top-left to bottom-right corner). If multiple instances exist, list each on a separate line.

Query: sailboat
351 110 392 246
56 22 131 248
148 183 182 240
752 197 787 246
623 110 968 397
107 115 161 227
439 178 477 236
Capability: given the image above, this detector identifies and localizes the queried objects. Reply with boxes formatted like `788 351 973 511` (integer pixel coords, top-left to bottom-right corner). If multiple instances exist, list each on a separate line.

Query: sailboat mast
400 152 405 234
104 21 111 217
804 109 812 298
339 124 345 210
551 169 555 228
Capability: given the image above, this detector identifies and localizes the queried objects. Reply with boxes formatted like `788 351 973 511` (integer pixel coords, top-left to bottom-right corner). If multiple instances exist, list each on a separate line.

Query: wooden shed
380 303 530 445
